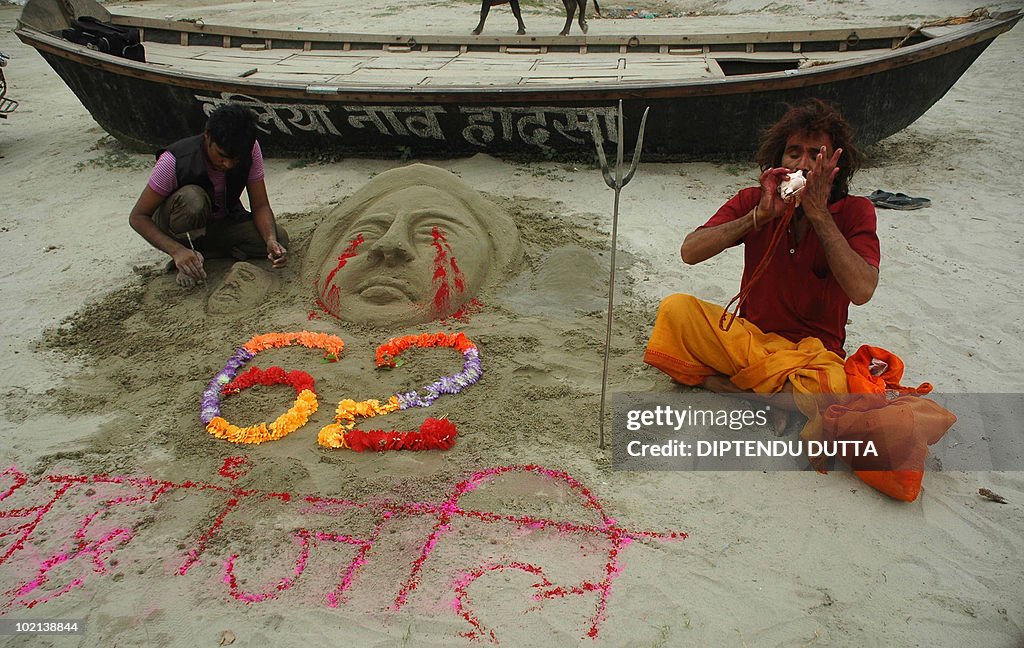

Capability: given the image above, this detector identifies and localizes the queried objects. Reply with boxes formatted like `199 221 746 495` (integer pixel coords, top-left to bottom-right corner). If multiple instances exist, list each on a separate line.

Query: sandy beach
1 0 1023 645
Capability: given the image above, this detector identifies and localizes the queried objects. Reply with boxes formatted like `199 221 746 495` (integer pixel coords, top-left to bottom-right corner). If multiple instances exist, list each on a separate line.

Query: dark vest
157 134 251 215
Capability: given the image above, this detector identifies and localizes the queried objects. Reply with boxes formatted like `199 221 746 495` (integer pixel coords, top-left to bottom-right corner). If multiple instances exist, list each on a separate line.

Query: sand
1 0 1023 645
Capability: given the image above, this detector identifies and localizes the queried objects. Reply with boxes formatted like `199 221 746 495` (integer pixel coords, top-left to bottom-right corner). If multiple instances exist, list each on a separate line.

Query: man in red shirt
644 98 880 430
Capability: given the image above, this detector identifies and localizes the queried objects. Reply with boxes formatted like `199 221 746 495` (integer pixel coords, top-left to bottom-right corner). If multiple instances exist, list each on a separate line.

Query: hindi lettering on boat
344 105 446 140
195 92 341 136
550 106 620 145
459 106 619 150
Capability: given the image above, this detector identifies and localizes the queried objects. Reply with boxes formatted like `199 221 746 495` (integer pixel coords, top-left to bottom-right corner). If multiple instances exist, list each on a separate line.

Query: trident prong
592 99 650 450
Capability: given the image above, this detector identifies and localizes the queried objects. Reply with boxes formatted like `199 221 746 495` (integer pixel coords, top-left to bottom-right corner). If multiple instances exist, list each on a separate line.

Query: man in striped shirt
129 103 289 288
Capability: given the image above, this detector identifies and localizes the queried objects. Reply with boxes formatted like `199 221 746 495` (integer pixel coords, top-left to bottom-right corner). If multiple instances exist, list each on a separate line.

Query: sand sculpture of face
305 164 523 326
207 261 271 315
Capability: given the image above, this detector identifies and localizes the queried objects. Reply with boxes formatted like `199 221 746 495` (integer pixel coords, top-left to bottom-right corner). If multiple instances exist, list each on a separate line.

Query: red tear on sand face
315 233 366 318
430 226 467 317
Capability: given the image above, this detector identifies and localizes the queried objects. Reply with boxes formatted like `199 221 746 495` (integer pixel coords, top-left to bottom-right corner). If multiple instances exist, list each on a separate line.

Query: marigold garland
203 331 478 451
316 333 480 450
206 366 319 445
243 331 345 361
201 332 343 445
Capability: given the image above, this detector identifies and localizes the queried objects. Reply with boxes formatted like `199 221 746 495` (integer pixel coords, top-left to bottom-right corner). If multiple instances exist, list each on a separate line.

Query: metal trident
591 99 650 450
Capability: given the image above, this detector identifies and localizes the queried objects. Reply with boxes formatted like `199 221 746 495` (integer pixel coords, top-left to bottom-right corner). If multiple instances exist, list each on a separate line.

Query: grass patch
75 136 150 172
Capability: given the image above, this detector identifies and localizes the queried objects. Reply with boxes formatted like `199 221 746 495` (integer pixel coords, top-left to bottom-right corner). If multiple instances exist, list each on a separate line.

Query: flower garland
222 366 315 396
202 331 479 451
317 332 480 451
243 331 345 360
206 366 319 445
201 332 344 445
341 417 458 452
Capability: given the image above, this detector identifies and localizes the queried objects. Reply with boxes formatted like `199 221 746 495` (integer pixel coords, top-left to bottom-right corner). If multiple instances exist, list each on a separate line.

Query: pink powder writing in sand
0 465 685 643
452 562 551 643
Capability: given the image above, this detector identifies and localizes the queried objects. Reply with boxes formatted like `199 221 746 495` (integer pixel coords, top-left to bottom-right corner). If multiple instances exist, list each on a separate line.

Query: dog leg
578 0 589 33
560 0 576 35
509 0 527 34
473 0 490 34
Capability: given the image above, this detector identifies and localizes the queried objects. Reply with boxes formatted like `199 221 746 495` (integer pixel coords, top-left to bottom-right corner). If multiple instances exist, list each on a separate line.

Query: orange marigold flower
242 331 345 360
317 423 349 449
209 388 318 445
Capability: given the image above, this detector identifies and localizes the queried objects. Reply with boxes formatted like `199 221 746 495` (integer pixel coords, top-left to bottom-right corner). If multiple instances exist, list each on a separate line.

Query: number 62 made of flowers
199 331 481 451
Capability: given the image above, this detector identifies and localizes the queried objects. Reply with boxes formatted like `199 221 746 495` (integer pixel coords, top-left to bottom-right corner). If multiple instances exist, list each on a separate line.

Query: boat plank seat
192 51 291 64
353 55 459 70
520 76 620 85
423 75 524 86
143 41 725 85
251 72 338 83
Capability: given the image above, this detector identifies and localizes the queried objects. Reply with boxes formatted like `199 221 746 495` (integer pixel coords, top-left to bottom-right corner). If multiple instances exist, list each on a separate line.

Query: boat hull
18 9 1018 159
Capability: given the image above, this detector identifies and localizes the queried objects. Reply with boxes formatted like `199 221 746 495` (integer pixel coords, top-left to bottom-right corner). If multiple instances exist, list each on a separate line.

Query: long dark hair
755 98 863 199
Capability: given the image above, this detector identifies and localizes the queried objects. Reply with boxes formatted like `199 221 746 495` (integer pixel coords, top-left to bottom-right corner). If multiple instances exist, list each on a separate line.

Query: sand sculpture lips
357 276 417 303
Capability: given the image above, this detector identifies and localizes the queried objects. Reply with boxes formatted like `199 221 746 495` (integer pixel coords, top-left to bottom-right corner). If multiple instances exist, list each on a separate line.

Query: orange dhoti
643 292 847 398
642 294 847 465
643 293 955 502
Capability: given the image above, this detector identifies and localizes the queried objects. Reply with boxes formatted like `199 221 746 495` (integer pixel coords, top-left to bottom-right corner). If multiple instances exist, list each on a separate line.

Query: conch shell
779 170 806 202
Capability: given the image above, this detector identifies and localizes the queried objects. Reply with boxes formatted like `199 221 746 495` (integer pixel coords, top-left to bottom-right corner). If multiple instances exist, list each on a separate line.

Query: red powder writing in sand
452 562 550 643
316 234 365 318
0 464 685 642
218 456 252 481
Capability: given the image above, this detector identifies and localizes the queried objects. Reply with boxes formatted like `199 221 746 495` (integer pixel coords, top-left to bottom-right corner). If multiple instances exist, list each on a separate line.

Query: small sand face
206 261 272 315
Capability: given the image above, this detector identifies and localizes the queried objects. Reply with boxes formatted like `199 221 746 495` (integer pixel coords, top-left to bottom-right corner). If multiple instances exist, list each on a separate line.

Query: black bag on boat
62 16 146 63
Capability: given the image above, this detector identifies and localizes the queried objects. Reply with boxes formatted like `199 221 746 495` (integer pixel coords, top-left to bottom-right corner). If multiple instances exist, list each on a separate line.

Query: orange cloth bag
823 346 956 502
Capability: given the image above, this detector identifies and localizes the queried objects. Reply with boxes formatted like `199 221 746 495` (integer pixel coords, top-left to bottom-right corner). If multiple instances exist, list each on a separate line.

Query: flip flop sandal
868 189 894 204
875 193 931 210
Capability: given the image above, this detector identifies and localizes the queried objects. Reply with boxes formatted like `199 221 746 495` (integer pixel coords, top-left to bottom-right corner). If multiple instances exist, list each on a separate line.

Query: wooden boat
14 0 1022 159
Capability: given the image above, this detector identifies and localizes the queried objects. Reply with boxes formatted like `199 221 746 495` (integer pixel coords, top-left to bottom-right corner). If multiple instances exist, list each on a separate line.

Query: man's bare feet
702 374 803 435
767 406 791 437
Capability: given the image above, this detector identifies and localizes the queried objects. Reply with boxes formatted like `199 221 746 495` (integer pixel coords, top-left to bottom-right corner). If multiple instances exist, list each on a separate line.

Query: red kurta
702 188 880 356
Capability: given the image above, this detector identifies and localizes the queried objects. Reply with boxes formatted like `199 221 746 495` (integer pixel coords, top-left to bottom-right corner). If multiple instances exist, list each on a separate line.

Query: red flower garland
222 367 316 397
344 418 457 452
375 332 476 368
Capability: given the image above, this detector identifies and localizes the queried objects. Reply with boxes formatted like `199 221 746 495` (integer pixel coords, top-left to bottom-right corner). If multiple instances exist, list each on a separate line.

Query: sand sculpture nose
368 219 416 265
